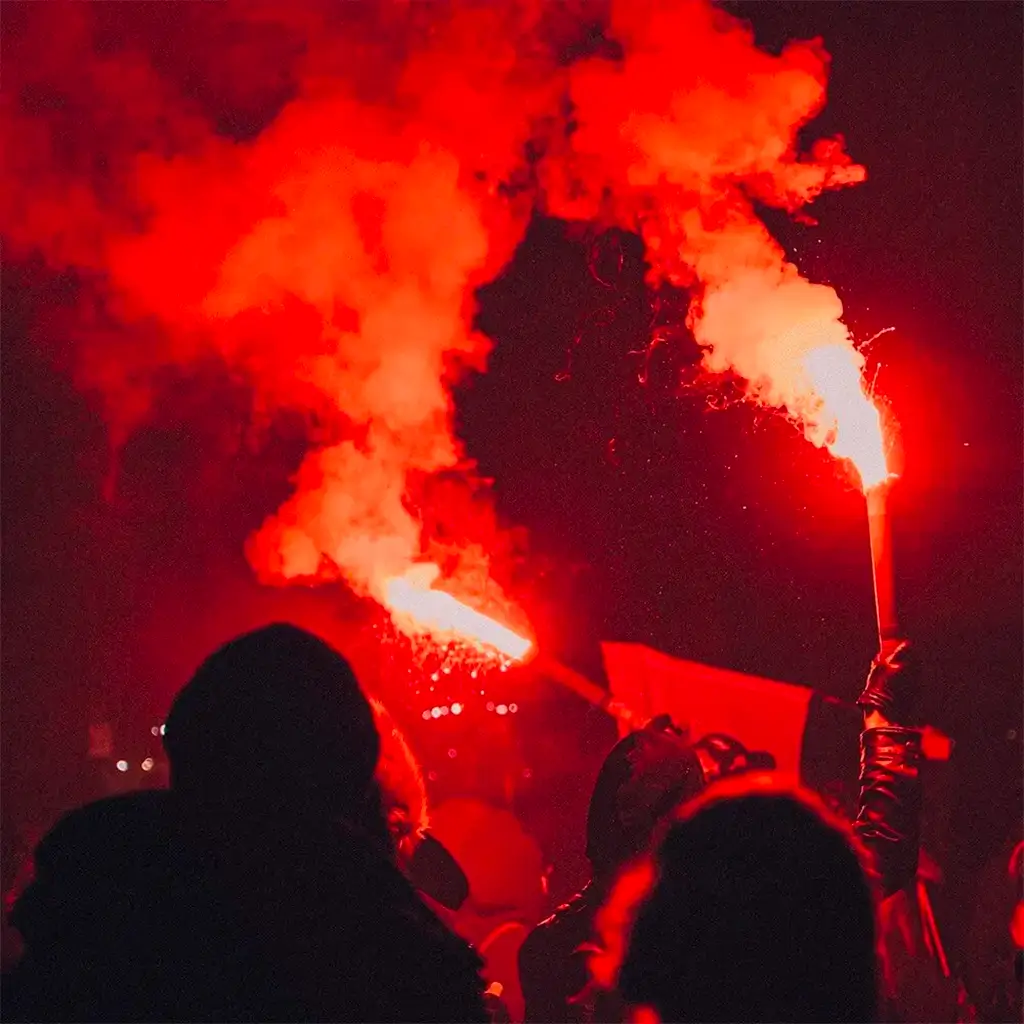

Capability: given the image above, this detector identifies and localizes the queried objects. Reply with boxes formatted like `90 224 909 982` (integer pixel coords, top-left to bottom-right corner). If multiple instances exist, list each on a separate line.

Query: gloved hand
856 640 920 726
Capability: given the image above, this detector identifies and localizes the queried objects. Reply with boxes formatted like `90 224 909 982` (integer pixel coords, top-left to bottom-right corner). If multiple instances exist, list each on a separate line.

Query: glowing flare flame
803 344 890 491
383 566 533 661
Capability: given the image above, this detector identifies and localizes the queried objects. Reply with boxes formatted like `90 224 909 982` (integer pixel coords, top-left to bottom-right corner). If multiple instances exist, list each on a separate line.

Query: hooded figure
163 622 383 827
5 624 487 1023
518 717 773 1023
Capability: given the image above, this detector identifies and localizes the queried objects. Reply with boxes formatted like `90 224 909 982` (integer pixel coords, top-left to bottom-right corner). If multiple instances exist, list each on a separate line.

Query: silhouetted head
163 623 380 820
10 791 174 952
586 719 706 880
586 717 775 882
618 780 878 1023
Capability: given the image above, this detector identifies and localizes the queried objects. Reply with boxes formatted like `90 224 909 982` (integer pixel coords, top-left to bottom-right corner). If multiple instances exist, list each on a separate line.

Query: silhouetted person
601 642 924 1023
619 784 878 1023
5 623 487 1022
518 717 774 1023
4 790 198 1021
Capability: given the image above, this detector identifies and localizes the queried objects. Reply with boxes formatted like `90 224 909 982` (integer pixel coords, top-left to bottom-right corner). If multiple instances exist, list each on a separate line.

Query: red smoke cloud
545 0 870 460
2 1 559 612
2 0 870 626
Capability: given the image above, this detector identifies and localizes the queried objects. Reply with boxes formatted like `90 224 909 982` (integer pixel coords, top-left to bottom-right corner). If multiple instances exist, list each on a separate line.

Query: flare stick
533 656 639 729
866 481 899 650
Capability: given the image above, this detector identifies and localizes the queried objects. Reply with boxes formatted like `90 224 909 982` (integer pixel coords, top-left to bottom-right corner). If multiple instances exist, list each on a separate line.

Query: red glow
544 2 875 475
4 1 879 624
1011 902 1024 949
1 2 555 635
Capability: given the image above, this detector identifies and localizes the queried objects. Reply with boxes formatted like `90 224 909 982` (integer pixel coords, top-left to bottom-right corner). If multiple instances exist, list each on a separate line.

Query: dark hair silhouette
618 781 878 1023
163 622 381 824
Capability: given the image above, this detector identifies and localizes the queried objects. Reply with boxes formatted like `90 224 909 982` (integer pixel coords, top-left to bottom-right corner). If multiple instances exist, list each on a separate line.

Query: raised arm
853 641 924 900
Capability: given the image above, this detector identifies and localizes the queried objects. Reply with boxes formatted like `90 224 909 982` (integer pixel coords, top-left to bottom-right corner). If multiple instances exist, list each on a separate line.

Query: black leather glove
854 727 923 898
856 640 919 726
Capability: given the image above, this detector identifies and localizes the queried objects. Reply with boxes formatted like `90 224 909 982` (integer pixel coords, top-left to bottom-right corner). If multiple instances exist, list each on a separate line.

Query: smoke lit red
2 0 886 650
544 0 880 481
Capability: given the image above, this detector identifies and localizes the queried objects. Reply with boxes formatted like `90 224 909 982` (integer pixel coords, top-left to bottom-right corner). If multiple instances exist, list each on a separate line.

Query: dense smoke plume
544 0 868 454
2 0 868 615
2 0 561 608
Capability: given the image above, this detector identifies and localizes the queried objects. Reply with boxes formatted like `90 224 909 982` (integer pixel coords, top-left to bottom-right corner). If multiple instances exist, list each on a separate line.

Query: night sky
2 0 1021 921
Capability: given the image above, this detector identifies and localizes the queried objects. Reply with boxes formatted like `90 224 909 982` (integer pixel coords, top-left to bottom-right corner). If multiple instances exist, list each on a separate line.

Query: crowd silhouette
4 625 487 1023
1 623 1014 1023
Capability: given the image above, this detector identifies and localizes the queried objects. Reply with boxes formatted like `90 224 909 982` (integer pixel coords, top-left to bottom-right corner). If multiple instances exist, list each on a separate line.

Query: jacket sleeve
853 726 923 901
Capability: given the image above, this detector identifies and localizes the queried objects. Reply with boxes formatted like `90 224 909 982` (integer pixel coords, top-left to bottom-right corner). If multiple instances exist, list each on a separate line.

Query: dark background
3 0 1021 966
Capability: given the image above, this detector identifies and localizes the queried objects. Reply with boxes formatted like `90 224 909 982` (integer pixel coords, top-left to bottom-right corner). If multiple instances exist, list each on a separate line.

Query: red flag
601 643 812 777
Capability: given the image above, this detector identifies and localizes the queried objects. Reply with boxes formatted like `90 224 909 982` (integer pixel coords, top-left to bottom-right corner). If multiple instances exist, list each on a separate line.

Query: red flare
383 566 532 662
803 343 890 491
